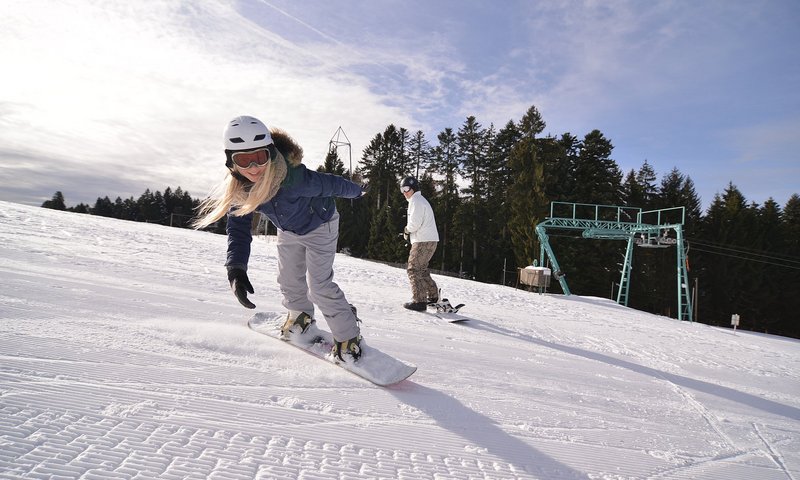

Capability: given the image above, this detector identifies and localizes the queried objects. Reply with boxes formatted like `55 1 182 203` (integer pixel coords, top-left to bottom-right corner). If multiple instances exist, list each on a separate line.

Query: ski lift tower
535 202 693 322
329 126 353 178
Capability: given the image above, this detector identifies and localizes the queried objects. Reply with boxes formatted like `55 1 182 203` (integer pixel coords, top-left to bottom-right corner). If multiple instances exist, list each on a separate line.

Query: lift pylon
329 126 353 177
535 202 693 322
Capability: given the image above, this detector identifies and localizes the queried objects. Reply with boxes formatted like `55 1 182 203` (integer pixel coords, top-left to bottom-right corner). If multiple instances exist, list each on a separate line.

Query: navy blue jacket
225 163 362 269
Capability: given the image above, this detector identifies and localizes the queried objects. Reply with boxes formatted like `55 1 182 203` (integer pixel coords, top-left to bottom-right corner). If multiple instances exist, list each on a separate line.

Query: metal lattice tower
535 202 693 322
329 126 352 177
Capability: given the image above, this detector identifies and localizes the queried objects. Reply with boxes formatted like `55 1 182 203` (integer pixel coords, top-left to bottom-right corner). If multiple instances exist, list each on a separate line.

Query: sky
2 200 800 478
1 0 798 212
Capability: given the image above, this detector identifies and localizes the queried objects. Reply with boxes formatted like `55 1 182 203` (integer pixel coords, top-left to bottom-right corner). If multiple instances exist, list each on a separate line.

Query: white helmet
223 116 273 151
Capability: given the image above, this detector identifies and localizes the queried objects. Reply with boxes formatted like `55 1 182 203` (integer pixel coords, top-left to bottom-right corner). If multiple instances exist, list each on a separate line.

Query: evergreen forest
42 105 800 339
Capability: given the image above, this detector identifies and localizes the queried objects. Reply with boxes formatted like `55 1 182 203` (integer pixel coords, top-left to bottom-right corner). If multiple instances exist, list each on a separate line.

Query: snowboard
429 311 470 323
247 312 416 387
408 306 469 323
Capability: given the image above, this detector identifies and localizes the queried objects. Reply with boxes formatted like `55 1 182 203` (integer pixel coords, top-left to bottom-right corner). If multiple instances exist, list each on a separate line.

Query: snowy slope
1 200 799 479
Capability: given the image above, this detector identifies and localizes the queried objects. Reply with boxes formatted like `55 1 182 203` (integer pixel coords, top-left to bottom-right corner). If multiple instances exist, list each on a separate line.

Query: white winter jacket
405 191 439 243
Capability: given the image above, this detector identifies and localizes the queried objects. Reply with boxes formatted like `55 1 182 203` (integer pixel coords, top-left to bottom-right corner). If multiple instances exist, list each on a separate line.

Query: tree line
43 187 199 227
42 105 799 339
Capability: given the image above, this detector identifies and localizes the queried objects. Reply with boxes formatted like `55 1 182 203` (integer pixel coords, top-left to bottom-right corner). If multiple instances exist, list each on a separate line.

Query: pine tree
42 191 66 210
408 130 431 179
572 130 622 205
320 148 346 176
360 126 412 260
551 133 580 201
456 116 491 278
621 169 645 207
656 168 702 232
360 125 404 210
484 121 521 283
636 160 658 209
488 121 521 200
429 128 460 272
92 196 115 217
621 160 656 210
508 106 548 269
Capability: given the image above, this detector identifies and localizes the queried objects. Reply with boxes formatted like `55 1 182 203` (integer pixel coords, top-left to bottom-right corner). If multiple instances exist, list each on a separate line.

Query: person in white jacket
400 176 440 311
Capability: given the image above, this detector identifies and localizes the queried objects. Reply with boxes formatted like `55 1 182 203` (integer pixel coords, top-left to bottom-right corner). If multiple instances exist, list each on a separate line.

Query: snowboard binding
428 299 464 314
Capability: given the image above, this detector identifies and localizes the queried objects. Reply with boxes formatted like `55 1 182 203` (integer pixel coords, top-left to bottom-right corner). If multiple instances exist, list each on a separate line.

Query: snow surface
1 200 799 479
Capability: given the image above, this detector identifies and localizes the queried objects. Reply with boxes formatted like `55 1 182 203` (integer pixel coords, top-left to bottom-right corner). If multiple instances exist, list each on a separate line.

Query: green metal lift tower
535 202 693 322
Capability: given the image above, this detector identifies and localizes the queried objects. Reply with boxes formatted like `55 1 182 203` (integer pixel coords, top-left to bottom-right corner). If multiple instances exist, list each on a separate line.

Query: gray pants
276 213 359 342
407 241 439 302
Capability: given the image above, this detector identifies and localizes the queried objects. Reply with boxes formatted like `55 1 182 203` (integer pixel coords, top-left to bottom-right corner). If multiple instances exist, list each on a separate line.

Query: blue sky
1 0 798 211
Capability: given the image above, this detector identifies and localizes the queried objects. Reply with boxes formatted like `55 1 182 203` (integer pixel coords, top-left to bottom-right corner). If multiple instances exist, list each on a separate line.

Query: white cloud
0 0 413 205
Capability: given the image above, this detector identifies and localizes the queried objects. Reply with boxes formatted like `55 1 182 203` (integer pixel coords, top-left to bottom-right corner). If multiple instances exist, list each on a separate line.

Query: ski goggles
401 186 412 193
231 148 271 169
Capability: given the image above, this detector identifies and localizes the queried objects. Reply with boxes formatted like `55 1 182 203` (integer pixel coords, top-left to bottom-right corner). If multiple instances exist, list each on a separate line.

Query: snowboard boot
332 335 362 363
403 301 427 312
280 311 315 340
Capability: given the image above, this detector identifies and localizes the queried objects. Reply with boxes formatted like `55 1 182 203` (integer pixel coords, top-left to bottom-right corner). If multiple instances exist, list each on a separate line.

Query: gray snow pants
276 212 360 342
407 241 439 302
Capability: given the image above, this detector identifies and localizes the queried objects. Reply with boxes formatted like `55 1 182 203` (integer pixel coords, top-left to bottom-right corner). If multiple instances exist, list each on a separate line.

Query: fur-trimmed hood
270 128 303 167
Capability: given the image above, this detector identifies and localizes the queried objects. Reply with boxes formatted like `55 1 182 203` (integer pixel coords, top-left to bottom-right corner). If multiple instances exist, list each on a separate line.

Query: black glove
227 268 256 309
359 182 370 197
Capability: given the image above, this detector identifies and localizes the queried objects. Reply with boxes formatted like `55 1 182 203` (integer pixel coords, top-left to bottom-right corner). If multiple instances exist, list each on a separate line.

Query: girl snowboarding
194 116 366 362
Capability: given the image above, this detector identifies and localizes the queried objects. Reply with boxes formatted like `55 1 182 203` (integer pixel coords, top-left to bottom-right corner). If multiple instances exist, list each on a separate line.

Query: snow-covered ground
1 200 799 480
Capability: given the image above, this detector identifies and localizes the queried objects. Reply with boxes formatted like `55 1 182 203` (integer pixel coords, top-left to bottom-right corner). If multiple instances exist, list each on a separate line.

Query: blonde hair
193 152 287 229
